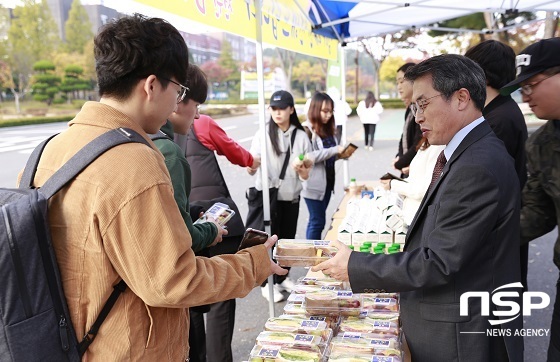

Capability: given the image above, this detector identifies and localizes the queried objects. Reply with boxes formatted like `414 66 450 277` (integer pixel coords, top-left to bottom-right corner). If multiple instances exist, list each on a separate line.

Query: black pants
548 273 560 361
262 199 300 286
363 124 377 147
189 299 236 362
188 236 242 362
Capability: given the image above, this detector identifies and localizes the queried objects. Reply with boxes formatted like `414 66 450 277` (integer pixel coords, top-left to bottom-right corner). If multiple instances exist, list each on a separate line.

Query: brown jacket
29 102 270 361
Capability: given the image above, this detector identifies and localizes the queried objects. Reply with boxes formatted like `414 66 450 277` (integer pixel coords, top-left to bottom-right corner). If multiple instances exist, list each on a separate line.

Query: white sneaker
261 285 284 303
277 278 295 293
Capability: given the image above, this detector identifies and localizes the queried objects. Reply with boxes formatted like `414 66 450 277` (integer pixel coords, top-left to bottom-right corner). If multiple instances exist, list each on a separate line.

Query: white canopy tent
310 0 559 42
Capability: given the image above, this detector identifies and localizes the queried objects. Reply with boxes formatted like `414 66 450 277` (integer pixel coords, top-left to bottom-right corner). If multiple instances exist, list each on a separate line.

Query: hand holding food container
310 240 352 282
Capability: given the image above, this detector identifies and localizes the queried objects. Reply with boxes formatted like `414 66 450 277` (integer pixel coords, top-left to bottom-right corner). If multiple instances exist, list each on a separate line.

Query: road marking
222 125 237 131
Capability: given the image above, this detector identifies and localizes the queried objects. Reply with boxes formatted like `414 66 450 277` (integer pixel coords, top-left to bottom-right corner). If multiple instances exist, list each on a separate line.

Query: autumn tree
292 60 325 96
200 60 231 96
7 0 59 112
64 0 93 54
217 40 240 96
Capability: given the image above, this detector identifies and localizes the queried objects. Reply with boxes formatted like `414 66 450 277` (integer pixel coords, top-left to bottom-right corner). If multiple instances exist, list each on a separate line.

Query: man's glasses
520 73 559 96
161 77 189 104
414 93 442 114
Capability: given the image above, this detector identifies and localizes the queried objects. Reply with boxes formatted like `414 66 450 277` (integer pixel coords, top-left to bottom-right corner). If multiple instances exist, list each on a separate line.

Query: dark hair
94 14 189 100
184 64 208 104
365 91 377 108
397 62 416 74
307 92 335 139
405 54 486 111
268 90 303 156
464 40 515 89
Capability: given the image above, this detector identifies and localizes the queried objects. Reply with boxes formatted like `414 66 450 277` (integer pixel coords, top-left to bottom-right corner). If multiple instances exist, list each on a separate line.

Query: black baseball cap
269 90 294 108
500 37 560 95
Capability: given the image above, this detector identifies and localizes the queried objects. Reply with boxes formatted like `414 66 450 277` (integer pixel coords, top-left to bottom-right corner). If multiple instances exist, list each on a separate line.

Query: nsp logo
460 282 550 325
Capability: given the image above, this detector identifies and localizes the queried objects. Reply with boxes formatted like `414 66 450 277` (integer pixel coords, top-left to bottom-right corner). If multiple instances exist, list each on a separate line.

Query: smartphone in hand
340 143 358 159
380 172 407 182
238 228 269 251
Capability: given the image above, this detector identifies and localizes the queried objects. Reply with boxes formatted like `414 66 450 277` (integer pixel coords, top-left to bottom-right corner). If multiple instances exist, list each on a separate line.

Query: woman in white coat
380 137 445 225
356 91 383 150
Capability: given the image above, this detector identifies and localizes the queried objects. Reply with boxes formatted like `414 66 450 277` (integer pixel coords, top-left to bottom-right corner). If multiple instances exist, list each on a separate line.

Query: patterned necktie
428 150 447 192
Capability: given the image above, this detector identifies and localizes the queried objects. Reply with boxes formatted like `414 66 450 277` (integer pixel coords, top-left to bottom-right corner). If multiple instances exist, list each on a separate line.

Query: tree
64 0 93 54
7 0 59 112
217 40 240 96
292 60 325 96
428 11 537 52
31 60 60 105
200 60 231 96
275 48 296 93
60 64 93 101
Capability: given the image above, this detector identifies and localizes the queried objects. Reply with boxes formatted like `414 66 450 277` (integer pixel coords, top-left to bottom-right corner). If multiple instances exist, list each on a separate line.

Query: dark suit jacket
349 121 522 362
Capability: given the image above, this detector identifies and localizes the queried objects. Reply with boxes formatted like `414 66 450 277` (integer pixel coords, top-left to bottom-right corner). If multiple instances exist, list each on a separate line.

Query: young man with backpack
2 14 285 361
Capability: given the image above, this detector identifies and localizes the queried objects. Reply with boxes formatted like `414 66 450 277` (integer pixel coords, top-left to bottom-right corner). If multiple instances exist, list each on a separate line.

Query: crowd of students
17 12 560 362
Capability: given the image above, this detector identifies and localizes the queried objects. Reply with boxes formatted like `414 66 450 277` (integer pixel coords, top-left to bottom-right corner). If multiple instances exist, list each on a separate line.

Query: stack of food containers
247 239 404 361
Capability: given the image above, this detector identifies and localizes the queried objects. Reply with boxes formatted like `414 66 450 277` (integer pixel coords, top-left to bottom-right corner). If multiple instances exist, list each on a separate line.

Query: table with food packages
245 183 412 362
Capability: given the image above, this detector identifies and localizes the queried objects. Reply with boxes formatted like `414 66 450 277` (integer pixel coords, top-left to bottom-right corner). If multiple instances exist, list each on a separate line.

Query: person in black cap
246 90 313 302
501 37 560 362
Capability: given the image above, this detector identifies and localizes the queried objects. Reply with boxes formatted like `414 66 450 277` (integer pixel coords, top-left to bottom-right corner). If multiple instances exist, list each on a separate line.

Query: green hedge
0 115 75 128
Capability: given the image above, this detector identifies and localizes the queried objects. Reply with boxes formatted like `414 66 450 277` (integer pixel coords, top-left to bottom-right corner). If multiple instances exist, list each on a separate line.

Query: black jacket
395 106 423 170
483 94 528 189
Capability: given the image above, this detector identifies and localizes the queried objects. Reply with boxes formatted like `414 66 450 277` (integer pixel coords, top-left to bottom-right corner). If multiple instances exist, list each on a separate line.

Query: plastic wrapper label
257 347 280 357
301 320 320 329
294 334 314 344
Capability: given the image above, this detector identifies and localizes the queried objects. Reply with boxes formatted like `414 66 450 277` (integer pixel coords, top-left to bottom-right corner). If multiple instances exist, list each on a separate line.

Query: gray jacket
301 121 339 201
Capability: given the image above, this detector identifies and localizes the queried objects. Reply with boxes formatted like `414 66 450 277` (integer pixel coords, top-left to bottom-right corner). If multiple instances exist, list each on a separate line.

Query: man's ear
456 88 471 111
143 75 158 101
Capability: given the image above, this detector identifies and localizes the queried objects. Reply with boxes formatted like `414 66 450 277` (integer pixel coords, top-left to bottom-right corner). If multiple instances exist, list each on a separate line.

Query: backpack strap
37 128 150 199
77 280 127 356
279 129 297 181
148 130 172 142
20 133 59 189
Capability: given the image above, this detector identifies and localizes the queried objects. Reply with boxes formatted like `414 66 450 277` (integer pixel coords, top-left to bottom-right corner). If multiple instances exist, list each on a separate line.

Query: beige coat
29 102 270 361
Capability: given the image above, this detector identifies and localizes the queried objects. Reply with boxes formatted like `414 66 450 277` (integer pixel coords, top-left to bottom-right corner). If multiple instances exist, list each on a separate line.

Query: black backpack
0 128 149 361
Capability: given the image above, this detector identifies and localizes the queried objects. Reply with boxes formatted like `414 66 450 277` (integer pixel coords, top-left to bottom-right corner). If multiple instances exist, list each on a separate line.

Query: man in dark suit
313 54 522 362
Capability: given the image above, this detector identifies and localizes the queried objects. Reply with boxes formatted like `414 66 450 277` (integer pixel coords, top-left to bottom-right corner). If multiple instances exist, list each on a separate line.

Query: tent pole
254 0 276 318
339 44 349 187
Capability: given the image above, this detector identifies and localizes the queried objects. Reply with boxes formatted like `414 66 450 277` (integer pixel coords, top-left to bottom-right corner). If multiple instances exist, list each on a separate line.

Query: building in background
83 3 121 35
208 32 256 63
46 0 72 40
182 33 221 64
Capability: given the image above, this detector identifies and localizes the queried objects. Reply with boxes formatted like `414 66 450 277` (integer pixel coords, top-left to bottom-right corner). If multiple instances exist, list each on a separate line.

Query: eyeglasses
414 94 442 114
520 73 558 96
161 77 189 104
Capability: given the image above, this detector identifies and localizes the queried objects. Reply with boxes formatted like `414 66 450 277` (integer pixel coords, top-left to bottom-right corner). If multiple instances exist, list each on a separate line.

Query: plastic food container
303 290 363 316
264 315 332 342
338 315 400 337
361 296 399 313
255 331 324 347
329 333 402 356
273 239 336 267
249 343 326 362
